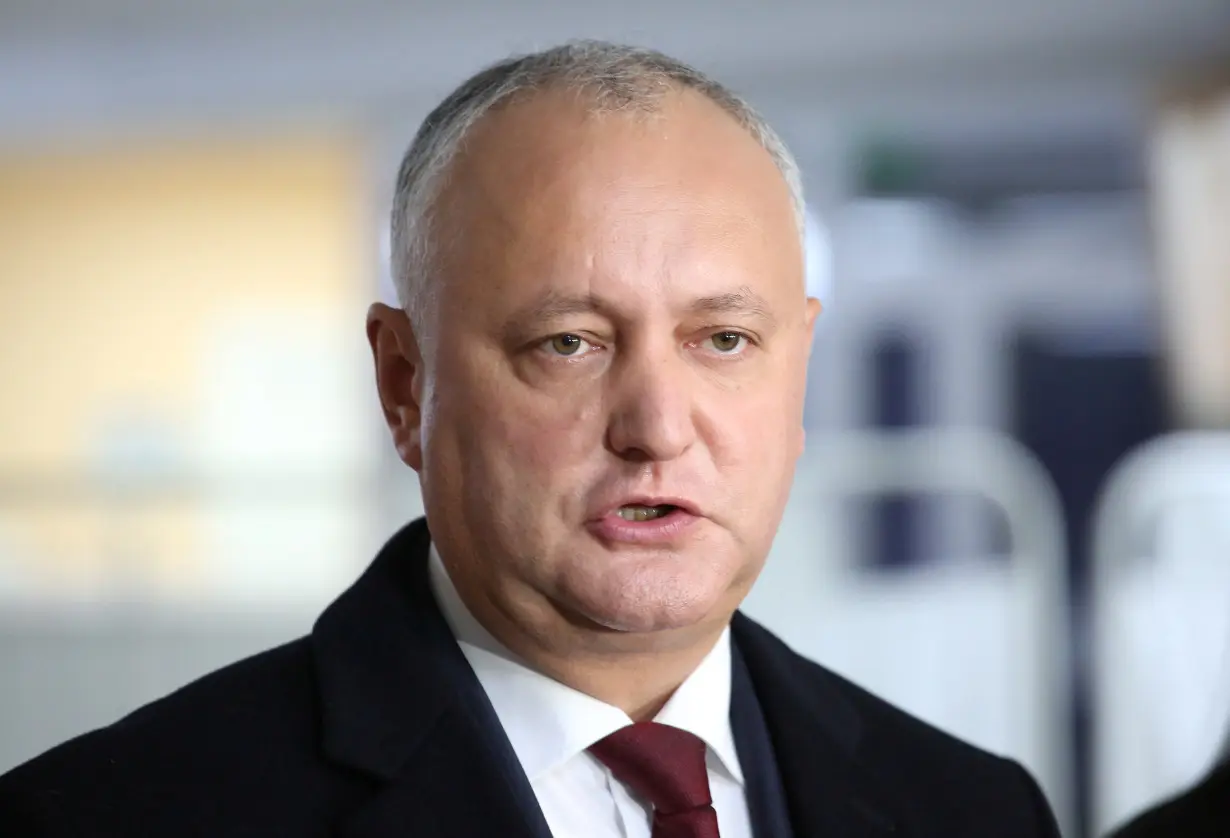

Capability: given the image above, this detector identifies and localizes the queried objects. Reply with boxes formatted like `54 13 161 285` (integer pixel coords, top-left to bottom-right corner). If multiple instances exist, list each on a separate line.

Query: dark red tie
589 722 721 838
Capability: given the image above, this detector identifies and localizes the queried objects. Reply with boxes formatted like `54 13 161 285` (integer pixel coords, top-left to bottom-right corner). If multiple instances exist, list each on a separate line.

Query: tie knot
589 722 713 815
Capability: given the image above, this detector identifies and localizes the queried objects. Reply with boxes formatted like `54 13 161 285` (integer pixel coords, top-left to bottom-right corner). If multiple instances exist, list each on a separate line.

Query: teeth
618 505 671 522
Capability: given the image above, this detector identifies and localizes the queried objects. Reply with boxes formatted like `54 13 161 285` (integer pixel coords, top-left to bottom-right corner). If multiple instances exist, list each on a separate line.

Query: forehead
432 88 802 309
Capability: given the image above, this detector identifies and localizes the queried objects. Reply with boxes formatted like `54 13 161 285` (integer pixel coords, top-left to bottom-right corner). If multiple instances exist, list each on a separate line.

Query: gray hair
389 39 805 316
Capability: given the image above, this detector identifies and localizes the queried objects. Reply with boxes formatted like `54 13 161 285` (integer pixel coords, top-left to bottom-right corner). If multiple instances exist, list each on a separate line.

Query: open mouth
614 504 679 522
589 498 699 543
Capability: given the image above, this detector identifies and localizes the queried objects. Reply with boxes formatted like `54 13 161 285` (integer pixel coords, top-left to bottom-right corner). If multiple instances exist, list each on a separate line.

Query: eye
544 333 591 357
709 331 748 354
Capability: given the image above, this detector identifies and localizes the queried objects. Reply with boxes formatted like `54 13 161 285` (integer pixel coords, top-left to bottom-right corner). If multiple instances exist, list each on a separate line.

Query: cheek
516 417 607 504
717 375 798 448
467 372 608 493
706 373 805 500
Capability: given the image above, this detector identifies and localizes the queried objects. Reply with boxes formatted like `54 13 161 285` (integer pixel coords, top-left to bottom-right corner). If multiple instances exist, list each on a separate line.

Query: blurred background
1 2 1229 835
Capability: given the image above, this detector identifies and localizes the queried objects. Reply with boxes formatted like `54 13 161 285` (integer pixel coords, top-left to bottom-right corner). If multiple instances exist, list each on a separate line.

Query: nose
605 344 697 463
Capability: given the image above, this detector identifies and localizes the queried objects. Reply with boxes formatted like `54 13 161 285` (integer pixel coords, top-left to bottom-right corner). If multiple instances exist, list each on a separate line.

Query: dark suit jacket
0 518 1061 837
1109 761 1230 838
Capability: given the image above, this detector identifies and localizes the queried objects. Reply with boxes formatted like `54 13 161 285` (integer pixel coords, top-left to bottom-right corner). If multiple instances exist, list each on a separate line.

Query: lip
600 495 701 517
585 495 703 546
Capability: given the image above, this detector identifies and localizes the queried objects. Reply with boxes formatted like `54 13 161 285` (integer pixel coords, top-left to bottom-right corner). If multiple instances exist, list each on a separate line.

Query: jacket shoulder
734 613 1061 836
0 637 362 836
1110 762 1230 838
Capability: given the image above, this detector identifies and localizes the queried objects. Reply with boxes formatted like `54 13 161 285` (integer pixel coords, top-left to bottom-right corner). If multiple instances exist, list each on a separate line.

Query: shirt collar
428 543 744 785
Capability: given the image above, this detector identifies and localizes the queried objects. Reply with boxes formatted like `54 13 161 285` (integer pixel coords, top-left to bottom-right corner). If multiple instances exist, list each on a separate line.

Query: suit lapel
337 707 551 838
732 613 905 838
312 519 551 838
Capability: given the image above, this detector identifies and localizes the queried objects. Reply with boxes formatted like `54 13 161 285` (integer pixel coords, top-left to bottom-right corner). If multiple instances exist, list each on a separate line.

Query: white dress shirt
428 545 754 838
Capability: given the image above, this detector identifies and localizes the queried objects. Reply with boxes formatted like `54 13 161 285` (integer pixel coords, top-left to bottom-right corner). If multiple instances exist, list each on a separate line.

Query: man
0 41 1061 837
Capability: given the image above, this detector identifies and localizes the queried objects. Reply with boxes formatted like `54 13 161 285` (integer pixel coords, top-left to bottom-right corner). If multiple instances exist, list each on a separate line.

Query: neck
434 551 726 720
495 619 726 721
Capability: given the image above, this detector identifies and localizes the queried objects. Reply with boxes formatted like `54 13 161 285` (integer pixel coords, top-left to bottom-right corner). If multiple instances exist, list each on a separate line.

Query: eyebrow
514 291 608 324
502 285 778 342
689 287 777 325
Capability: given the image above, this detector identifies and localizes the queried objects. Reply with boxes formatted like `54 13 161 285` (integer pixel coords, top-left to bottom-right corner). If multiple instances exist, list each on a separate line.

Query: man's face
376 89 819 643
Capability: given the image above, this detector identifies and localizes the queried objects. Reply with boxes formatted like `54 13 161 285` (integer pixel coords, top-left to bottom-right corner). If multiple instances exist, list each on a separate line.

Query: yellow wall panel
0 134 373 596
0 136 369 468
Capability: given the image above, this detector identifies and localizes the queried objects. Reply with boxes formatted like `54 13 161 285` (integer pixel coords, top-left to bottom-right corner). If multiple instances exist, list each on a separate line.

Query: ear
795 296 823 459
367 303 426 471
804 296 823 338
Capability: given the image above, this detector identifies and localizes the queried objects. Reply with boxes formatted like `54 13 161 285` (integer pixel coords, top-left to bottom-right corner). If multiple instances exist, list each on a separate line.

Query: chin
594 610 717 635
563 564 737 636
